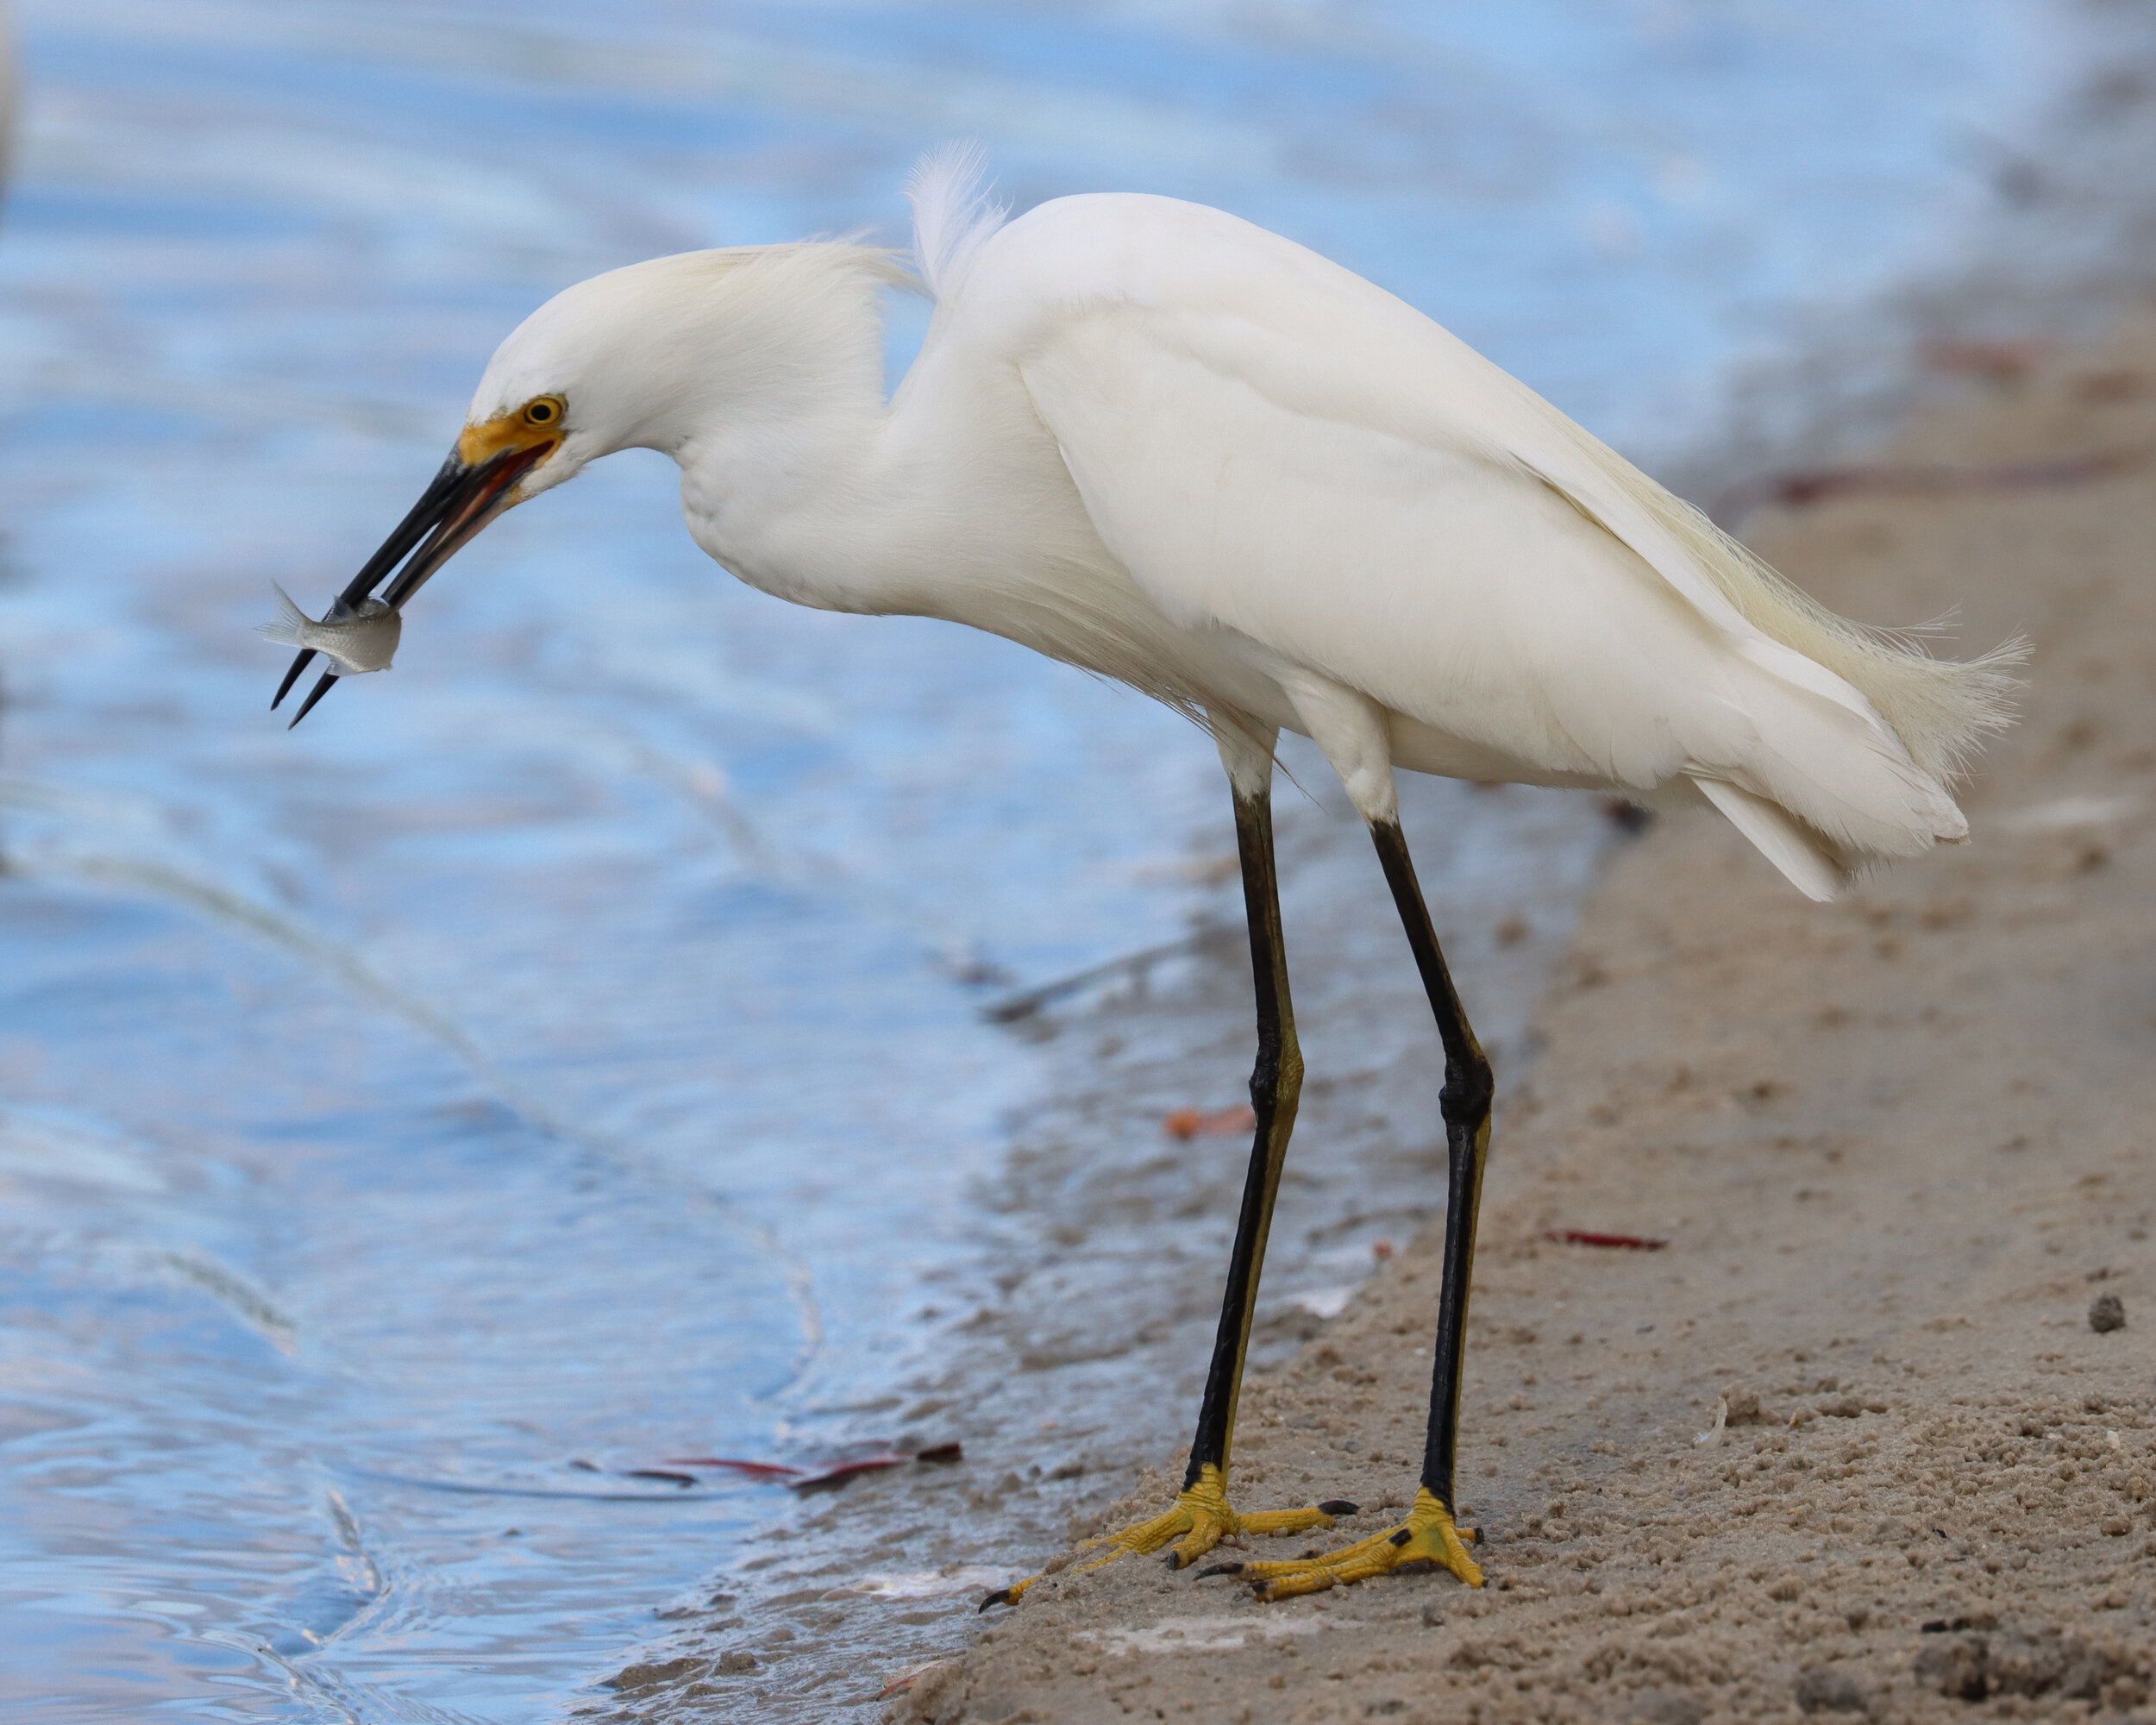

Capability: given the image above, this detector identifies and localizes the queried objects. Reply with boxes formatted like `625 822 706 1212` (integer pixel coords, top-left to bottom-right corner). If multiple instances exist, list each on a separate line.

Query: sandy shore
894 310 2156 1723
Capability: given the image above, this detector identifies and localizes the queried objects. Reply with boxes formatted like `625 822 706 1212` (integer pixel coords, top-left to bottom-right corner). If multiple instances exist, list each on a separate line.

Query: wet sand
896 311 2156 1722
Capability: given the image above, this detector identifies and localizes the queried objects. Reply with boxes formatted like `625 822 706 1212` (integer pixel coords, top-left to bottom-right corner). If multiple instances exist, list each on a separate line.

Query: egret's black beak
273 437 556 727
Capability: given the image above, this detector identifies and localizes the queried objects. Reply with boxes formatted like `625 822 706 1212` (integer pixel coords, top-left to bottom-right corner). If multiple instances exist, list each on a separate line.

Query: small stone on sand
1794 1665 1868 1714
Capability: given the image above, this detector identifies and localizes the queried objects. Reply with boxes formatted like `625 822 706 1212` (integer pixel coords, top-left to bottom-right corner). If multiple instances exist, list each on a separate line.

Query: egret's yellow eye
523 396 564 428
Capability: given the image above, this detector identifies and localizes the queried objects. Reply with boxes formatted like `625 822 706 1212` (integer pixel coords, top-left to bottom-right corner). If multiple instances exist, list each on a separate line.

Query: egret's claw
983 1465 1347 1608
1234 1487 1484 1601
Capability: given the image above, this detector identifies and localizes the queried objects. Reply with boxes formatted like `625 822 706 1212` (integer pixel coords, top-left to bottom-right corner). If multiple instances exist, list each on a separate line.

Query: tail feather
259 581 309 645
1690 776 1847 902
1689 615 1971 858
1487 352 2022 783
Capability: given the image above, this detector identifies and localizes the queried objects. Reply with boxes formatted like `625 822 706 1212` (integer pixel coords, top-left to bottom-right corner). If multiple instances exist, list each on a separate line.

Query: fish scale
260 582 403 674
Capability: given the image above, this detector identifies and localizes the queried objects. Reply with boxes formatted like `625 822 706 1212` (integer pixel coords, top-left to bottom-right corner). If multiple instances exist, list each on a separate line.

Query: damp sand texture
901 318 2156 1723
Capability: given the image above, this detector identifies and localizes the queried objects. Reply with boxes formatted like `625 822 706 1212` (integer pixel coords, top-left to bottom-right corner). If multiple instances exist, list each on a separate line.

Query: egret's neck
666 279 906 614
676 409 895 613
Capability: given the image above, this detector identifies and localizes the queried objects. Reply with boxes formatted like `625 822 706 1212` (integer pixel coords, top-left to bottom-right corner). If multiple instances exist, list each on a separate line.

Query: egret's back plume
906 141 1009 299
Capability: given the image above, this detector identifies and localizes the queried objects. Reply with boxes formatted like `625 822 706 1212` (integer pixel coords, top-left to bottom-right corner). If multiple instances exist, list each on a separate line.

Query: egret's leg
1138 781 1358 1552
1189 778 1300 1482
1210 815 1490 1601
1371 816 1493 1527
982 739 1352 1609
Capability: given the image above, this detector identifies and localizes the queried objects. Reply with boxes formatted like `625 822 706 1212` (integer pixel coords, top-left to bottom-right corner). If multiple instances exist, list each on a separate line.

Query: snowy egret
273 148 2014 1601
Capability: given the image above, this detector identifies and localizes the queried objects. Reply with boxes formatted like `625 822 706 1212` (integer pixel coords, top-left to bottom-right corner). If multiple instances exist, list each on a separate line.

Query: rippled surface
0 2 2106 1718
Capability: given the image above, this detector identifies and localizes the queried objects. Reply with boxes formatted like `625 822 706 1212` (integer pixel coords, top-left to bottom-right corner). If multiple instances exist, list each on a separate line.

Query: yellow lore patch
455 397 566 468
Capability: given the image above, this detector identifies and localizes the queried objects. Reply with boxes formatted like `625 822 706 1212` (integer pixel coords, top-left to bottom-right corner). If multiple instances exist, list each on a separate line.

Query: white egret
272 147 2015 1602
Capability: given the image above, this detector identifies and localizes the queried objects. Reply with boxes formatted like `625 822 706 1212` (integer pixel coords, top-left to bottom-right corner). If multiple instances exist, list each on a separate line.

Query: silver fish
259 582 401 674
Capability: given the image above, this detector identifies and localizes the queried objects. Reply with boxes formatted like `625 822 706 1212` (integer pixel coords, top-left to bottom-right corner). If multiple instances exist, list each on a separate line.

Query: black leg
981 757 1351 1611
1184 782 1302 1486
1369 817 1494 1513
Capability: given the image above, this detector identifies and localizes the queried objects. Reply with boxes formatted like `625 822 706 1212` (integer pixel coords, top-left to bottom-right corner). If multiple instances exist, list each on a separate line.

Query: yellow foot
1201 1486 1484 1600
981 1465 1354 1609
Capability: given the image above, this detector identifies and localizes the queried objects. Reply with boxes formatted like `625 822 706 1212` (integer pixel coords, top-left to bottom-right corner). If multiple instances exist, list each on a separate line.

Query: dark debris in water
650 1441 965 1493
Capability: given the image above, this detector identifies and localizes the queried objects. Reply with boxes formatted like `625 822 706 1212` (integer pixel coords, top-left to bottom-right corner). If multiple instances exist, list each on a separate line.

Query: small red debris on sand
1921 337 2048 382
1371 1239 1395 1262
880 1661 952 1700
2074 368 2150 403
1164 1103 1257 1138
1714 447 2146 524
1547 1228 1668 1251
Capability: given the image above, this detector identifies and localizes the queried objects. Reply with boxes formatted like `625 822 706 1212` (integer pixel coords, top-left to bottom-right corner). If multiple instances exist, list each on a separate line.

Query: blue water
0 1 2107 1718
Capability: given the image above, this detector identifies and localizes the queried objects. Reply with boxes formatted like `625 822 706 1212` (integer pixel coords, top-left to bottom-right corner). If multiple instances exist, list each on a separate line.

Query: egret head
273 243 907 724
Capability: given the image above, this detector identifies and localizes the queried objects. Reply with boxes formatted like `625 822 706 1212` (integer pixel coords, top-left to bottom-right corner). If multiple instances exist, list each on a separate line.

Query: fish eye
523 396 564 428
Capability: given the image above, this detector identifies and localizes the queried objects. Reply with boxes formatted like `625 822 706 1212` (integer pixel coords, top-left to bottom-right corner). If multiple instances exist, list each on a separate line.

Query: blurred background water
0 1 2148 1719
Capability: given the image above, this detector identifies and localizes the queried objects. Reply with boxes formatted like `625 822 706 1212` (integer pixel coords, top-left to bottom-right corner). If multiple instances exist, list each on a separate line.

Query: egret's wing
1010 203 1961 869
1023 273 1868 724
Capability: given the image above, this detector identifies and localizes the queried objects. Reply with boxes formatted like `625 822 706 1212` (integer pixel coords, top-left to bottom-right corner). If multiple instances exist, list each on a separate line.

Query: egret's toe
1228 1487 1484 1602
980 1465 1345 1608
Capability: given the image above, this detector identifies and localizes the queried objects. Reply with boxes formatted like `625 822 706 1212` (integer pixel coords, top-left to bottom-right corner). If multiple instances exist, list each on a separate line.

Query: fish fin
259 582 310 645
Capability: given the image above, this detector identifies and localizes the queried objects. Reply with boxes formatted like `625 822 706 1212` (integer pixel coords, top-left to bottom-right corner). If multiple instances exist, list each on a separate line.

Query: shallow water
0 2 2122 1718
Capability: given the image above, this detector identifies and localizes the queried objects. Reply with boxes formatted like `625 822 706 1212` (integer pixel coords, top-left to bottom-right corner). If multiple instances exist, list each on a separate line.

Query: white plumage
461 147 2015 899
286 147 2025 1606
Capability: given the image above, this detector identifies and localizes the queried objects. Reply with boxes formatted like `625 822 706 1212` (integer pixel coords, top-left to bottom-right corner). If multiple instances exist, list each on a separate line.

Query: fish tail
259 581 310 644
